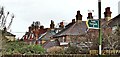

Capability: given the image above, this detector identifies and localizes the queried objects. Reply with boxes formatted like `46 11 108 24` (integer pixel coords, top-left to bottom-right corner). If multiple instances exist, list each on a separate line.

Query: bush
64 46 81 54
2 41 45 55
47 46 64 54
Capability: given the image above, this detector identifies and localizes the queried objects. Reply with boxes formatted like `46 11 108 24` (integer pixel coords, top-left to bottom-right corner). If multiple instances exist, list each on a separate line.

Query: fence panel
1 54 120 57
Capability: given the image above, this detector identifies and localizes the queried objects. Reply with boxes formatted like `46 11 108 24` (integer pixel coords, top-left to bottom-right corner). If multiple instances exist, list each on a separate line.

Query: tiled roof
54 21 88 37
43 39 60 49
100 19 111 28
39 29 56 41
108 14 120 27
4 31 16 37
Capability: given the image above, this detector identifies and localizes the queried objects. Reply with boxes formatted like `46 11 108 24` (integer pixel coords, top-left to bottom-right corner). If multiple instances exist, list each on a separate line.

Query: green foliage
2 41 45 55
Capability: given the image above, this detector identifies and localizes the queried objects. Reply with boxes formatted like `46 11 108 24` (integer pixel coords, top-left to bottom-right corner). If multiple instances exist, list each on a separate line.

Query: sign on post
86 19 99 29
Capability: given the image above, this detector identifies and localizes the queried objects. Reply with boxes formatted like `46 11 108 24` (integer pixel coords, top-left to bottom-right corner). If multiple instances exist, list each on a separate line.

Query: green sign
86 19 99 29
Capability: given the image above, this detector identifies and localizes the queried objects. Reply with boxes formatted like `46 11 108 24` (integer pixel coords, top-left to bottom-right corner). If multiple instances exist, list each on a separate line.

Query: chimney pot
59 22 64 28
72 19 75 23
87 12 93 19
50 20 55 29
104 7 112 21
105 7 110 11
28 26 32 32
76 10 82 22
40 26 44 29
77 10 80 14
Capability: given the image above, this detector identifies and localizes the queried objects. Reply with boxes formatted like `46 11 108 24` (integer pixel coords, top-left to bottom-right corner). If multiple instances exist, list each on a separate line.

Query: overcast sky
0 0 120 38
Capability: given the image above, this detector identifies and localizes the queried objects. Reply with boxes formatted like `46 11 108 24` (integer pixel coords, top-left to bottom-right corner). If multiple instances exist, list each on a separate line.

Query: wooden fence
1 54 120 57
90 50 120 55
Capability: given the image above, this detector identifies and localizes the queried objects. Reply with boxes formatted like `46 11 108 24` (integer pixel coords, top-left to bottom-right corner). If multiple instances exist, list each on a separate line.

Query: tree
0 6 14 30
64 45 81 54
103 25 120 50
47 46 64 54
0 6 14 56
2 41 45 55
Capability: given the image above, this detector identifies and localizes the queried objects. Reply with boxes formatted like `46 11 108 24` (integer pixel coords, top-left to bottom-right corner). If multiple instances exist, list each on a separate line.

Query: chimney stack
104 7 112 21
50 20 55 29
28 26 32 32
87 12 93 19
3 27 7 32
72 19 75 23
76 10 82 23
40 26 44 29
59 22 64 28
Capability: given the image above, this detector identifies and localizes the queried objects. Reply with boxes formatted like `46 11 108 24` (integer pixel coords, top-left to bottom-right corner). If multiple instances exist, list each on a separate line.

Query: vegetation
64 46 81 54
2 41 45 55
47 46 64 54
0 6 14 55
103 25 120 50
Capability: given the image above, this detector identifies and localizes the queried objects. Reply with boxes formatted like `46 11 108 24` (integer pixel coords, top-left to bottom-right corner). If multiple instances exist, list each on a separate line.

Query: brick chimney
87 12 93 19
40 26 44 29
28 26 32 32
104 7 112 21
76 10 82 23
3 27 7 32
34 26 39 30
50 20 55 29
72 19 75 23
59 22 64 28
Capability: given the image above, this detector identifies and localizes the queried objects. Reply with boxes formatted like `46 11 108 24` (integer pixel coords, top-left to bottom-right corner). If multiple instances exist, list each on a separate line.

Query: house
52 7 114 50
108 14 120 29
22 7 119 50
53 10 88 48
37 20 57 44
22 21 48 44
42 39 60 49
39 29 56 44
4 31 16 41
22 20 62 45
86 7 116 50
1 28 16 41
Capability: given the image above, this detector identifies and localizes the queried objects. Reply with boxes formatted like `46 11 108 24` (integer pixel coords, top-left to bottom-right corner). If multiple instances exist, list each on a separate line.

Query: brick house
53 10 88 49
53 7 114 50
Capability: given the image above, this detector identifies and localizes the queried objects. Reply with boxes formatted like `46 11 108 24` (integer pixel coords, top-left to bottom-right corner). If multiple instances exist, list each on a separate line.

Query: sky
0 0 120 38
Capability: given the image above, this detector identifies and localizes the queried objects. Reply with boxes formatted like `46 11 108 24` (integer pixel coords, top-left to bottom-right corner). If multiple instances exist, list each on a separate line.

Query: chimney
76 10 82 23
87 12 93 19
72 19 75 23
104 7 112 21
50 20 55 29
59 22 64 28
40 26 44 29
3 27 7 32
35 26 39 30
28 26 32 32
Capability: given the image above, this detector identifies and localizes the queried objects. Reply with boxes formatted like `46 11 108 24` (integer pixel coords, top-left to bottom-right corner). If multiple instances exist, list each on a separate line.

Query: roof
101 19 111 28
2 30 16 37
43 39 60 49
38 29 56 41
54 21 88 37
108 14 120 27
